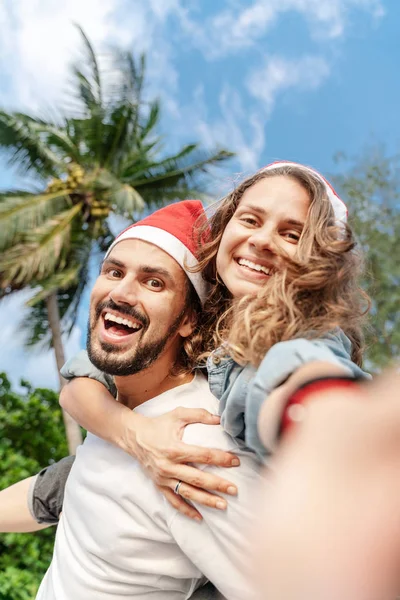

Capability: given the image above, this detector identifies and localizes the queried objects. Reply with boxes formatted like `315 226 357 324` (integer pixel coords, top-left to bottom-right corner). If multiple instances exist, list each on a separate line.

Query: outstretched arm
257 359 351 451
0 456 75 533
254 369 400 600
0 476 50 533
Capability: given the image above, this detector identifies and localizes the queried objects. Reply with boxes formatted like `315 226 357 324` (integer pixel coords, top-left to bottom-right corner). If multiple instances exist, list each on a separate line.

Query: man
23 201 261 600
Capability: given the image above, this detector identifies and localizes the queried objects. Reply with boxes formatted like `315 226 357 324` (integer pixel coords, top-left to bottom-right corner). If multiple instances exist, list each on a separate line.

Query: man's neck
114 352 194 410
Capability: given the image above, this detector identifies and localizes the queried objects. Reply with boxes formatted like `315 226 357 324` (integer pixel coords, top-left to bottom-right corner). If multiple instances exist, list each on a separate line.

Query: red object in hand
280 377 362 437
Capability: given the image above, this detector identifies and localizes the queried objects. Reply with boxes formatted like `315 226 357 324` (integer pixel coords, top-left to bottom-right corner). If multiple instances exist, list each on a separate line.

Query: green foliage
0 25 233 346
0 373 68 598
333 148 400 370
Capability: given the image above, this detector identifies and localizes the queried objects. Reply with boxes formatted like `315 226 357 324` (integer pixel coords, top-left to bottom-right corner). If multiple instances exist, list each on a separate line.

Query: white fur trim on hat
261 161 348 224
105 225 207 304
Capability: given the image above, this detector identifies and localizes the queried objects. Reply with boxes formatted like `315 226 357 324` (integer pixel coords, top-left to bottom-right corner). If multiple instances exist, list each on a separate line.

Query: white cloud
194 84 266 173
188 55 330 172
0 0 179 111
0 289 82 391
247 55 331 110
177 0 385 58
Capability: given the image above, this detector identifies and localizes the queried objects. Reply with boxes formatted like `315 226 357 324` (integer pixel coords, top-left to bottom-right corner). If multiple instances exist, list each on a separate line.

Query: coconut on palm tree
0 27 233 453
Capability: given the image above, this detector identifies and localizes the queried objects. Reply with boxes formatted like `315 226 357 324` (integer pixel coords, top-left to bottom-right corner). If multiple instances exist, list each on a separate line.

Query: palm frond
89 169 145 214
110 183 145 215
0 111 64 177
0 191 71 250
127 149 234 189
23 238 94 347
139 100 160 143
101 103 137 169
26 265 81 306
0 203 82 287
73 24 103 111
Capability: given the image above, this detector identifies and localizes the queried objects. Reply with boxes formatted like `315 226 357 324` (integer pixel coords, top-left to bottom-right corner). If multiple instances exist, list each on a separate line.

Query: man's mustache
94 299 149 329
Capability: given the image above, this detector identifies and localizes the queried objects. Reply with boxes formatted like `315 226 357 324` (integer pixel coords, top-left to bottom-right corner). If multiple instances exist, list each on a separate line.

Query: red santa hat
105 200 208 304
260 161 348 224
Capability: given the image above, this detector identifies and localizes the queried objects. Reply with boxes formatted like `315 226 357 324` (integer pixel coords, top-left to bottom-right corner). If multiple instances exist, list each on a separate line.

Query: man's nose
109 277 139 306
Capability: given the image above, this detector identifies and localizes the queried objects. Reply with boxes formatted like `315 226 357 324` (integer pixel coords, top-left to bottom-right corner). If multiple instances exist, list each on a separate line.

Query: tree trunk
46 293 83 454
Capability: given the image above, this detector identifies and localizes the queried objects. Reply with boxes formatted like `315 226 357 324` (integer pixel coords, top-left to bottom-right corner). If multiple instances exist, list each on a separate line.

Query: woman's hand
120 408 240 520
253 370 400 600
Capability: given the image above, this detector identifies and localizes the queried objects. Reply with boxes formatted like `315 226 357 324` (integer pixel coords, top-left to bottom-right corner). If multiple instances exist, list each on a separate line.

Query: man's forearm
0 476 51 533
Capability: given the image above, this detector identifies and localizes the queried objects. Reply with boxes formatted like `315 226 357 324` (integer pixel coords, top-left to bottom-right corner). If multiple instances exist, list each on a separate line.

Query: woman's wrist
116 409 143 457
280 376 364 437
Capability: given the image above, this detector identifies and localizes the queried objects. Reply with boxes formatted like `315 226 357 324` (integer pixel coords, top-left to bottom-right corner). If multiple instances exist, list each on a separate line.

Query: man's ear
178 309 197 339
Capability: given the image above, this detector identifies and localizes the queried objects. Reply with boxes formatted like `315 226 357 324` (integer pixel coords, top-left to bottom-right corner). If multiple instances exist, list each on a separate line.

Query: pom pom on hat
105 200 208 304
260 161 348 224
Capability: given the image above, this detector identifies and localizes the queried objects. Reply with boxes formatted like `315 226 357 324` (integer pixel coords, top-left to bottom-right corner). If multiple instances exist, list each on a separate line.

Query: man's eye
107 268 122 278
146 279 163 289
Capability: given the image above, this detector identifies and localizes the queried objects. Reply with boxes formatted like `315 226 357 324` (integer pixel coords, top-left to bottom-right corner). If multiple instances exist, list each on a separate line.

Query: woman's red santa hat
105 200 208 304
260 161 348 224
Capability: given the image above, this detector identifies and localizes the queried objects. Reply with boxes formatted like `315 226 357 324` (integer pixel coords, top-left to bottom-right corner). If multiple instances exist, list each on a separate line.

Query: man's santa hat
105 200 208 304
260 161 348 224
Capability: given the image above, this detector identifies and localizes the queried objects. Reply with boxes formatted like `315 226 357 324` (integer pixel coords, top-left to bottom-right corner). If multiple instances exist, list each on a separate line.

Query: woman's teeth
237 258 271 275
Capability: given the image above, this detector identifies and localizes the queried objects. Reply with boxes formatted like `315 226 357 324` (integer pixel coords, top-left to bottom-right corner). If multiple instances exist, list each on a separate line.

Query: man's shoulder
176 372 219 413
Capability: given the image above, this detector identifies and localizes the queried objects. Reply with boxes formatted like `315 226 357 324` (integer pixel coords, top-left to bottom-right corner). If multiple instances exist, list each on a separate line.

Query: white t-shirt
36 373 262 600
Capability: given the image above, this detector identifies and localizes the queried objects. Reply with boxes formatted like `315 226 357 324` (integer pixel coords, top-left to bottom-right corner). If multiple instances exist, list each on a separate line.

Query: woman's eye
283 231 301 242
240 216 258 226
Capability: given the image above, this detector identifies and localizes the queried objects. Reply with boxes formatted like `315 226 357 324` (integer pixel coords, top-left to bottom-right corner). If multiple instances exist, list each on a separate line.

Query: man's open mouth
102 312 144 337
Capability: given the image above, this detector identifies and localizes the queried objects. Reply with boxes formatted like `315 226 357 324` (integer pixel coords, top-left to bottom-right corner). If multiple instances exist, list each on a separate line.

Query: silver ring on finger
174 480 183 496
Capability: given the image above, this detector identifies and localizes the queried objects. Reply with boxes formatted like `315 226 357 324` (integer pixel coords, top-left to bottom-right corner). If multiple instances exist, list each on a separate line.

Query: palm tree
0 27 233 453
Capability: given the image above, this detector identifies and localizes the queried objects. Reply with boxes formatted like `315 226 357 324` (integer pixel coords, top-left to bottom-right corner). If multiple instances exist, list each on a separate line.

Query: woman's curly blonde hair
193 164 370 367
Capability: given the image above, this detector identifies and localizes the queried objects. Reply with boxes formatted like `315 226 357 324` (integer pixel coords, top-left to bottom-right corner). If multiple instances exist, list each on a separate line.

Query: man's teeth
104 312 141 330
237 258 271 275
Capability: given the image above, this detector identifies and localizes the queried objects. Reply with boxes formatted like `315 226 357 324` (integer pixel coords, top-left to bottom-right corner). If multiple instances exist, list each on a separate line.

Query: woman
0 160 368 530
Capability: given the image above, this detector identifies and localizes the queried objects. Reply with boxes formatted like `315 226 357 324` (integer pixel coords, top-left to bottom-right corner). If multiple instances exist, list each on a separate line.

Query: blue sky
0 0 399 388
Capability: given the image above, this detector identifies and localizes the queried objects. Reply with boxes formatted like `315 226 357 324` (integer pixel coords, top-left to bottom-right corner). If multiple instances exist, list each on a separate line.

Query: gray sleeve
244 331 371 459
28 456 75 524
61 349 117 397
191 583 225 599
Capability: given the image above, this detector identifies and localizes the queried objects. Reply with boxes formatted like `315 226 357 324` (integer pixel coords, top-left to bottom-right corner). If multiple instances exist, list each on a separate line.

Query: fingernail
216 500 227 510
231 458 240 466
227 486 237 496
194 516 202 522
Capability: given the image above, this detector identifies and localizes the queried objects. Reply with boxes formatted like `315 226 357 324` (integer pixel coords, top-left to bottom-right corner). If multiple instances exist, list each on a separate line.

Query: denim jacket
207 329 369 460
61 329 369 461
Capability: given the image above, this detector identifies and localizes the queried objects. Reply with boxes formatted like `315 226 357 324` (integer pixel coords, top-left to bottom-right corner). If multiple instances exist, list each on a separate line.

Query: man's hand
122 408 240 520
253 370 400 600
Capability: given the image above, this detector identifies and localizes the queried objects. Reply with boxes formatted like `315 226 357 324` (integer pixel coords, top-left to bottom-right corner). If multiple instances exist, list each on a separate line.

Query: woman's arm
60 377 240 519
257 360 351 451
238 334 369 458
254 369 400 600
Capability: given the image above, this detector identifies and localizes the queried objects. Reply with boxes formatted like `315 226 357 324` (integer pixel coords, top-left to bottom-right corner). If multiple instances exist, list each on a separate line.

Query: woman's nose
248 227 275 253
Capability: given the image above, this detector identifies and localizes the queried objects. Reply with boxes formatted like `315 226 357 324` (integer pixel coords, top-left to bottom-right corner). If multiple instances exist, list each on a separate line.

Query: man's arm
165 428 261 600
0 456 75 532
0 476 50 532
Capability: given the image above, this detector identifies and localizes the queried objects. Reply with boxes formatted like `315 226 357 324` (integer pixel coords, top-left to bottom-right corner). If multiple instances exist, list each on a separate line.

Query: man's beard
87 299 186 376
